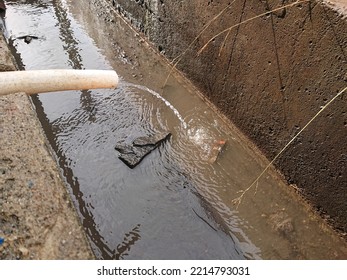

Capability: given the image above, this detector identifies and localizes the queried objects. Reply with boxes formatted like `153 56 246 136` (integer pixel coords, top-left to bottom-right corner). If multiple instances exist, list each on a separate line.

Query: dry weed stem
233 85 347 207
198 0 310 55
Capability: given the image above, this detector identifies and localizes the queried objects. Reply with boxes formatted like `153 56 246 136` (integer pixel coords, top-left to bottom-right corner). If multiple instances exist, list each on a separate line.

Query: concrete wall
104 0 347 233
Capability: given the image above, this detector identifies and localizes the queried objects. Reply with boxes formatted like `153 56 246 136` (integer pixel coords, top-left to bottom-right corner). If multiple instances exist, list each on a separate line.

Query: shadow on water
4 0 252 259
31 95 117 259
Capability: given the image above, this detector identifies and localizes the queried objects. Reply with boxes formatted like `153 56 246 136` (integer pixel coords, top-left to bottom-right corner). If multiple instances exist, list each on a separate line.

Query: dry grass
197 0 310 56
164 0 310 86
232 85 347 207
163 0 346 207
163 1 234 86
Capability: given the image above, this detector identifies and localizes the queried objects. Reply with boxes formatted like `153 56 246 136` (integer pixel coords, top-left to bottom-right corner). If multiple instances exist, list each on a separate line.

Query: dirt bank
0 33 93 259
101 0 347 234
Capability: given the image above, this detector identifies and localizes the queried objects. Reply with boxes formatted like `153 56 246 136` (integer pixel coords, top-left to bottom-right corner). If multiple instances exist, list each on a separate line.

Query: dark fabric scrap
115 132 171 168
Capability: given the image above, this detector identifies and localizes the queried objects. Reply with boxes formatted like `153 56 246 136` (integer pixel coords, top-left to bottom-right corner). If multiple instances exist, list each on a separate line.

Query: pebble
19 246 29 257
28 180 34 188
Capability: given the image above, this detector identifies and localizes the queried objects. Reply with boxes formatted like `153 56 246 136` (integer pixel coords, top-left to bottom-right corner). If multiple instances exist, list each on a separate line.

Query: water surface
4 0 347 259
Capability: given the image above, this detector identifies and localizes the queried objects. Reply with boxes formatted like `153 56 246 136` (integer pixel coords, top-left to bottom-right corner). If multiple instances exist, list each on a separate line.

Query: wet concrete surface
0 34 93 259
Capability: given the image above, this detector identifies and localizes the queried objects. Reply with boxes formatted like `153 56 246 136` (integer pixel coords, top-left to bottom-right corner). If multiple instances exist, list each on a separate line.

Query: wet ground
2 0 347 259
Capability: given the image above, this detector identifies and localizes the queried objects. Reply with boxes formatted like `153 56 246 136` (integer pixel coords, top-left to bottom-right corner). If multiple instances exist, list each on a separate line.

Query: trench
2 0 347 259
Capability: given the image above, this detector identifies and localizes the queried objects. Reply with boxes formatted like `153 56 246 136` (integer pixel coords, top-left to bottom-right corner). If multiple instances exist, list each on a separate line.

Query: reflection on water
4 0 347 259
115 224 141 260
4 0 253 259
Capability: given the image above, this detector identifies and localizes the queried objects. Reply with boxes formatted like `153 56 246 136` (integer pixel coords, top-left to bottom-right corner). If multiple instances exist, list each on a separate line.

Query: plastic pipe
0 69 119 96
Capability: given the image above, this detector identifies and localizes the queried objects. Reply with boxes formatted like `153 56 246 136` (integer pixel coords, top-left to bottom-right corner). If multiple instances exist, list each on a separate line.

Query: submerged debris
268 211 294 237
208 139 227 163
115 132 171 168
15 35 40 44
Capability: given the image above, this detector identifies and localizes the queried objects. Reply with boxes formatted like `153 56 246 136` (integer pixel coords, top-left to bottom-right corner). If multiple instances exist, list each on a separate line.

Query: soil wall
103 0 347 233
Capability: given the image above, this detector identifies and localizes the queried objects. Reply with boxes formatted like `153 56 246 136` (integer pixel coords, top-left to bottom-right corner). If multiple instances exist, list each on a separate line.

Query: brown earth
0 33 93 259
103 0 347 233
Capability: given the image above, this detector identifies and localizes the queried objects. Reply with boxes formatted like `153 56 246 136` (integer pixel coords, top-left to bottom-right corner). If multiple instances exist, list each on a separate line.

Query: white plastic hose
0 69 119 96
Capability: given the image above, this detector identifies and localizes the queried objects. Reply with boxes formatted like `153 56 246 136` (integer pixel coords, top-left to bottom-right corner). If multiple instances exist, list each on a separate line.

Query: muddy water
4 0 347 259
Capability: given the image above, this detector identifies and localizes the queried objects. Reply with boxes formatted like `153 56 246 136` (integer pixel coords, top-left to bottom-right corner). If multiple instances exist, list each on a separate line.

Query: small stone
19 246 29 257
269 211 294 236
8 235 17 242
28 180 34 188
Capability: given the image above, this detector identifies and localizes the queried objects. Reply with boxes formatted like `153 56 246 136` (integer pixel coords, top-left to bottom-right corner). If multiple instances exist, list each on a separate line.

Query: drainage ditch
3 0 347 259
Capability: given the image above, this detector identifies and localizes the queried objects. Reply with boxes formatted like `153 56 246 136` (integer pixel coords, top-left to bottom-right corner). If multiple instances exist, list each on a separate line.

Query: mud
103 0 347 234
0 34 93 259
